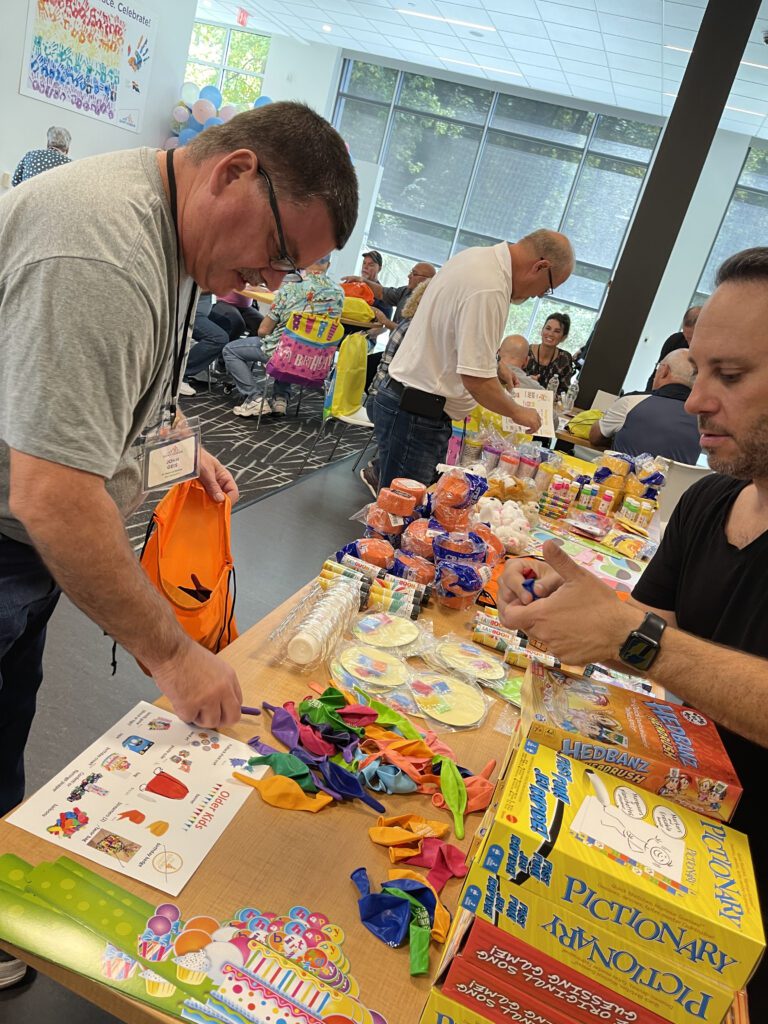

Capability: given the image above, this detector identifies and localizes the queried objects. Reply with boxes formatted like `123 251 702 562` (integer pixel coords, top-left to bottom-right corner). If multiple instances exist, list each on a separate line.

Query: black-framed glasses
540 259 555 296
258 165 300 276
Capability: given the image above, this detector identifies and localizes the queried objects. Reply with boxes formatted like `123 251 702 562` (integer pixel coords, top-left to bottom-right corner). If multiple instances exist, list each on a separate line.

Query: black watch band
619 612 666 671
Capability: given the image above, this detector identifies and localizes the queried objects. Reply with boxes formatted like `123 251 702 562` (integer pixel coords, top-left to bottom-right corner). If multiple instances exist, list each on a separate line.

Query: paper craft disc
338 644 409 689
436 640 506 682
352 613 420 648
409 671 486 727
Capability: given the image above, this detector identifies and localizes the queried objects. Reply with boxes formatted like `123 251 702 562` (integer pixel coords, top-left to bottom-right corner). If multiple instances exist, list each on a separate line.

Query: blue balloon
253 95 272 108
178 128 197 145
199 85 223 108
187 116 204 133
204 116 224 128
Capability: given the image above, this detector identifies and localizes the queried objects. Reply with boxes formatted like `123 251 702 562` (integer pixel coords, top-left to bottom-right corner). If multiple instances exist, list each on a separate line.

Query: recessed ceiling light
664 44 768 73
322 23 332 32
396 9 496 31
440 57 522 76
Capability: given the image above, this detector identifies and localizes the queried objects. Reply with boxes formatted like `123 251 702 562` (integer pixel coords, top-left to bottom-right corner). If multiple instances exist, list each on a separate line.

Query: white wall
0 0 196 190
622 129 751 392
260 35 342 121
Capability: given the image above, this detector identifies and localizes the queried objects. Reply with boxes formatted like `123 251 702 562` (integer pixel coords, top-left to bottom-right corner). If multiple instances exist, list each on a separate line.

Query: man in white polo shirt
372 229 575 488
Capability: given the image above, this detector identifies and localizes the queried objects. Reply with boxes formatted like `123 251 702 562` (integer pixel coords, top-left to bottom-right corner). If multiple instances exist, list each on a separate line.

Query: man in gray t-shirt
0 103 358 830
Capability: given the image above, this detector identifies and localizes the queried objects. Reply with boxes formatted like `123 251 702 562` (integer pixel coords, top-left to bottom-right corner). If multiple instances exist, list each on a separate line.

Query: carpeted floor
124 379 374 547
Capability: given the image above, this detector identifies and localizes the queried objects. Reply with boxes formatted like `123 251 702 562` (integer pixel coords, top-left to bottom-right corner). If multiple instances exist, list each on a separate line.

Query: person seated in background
359 278 432 496
224 254 344 418
343 261 436 333
212 290 264 338
524 312 573 394
589 348 699 463
12 126 71 186
180 293 232 396
645 305 701 389
496 334 542 391
360 250 393 322
497 246 768 1016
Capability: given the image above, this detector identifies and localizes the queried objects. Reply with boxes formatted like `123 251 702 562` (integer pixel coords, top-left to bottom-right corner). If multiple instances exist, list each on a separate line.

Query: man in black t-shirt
645 304 702 390
497 246 768 1015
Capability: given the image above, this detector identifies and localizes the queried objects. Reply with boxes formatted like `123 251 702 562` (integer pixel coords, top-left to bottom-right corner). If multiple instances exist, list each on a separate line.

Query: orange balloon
173 928 214 955
183 916 220 936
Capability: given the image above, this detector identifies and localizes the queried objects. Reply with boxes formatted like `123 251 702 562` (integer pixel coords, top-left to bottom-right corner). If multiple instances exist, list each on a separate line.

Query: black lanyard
166 148 198 422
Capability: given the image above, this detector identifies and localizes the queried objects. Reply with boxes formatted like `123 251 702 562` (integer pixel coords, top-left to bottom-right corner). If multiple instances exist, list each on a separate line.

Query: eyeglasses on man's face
539 258 555 296
258 166 301 278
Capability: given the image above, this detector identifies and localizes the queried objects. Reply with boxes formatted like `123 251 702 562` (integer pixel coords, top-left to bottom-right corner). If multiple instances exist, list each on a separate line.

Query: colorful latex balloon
187 116 204 133
180 81 199 105
192 98 217 123
163 136 179 150
178 128 197 145
172 104 190 123
219 104 237 122
204 116 224 128
253 95 272 107
199 84 223 108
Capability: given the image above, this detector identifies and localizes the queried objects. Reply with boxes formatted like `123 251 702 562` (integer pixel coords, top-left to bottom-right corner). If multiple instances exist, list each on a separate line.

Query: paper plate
409 671 486 728
436 640 506 682
338 644 409 689
352 613 420 648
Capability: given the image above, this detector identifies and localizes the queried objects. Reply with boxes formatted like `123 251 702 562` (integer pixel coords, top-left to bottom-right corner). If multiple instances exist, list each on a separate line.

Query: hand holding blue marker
522 569 540 601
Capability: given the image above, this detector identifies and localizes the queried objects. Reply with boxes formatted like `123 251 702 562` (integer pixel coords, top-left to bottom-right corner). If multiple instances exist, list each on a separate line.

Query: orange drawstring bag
139 478 238 656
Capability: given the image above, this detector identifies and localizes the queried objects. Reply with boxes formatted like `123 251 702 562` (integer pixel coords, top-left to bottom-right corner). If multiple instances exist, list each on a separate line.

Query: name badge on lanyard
139 148 200 491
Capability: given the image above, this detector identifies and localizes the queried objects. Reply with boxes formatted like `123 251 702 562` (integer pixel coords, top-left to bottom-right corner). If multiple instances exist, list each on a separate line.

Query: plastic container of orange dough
434 468 488 509
400 519 439 560
432 531 487 564
377 487 417 517
434 559 491 610
390 478 427 506
471 522 505 566
392 550 437 585
432 501 471 532
336 537 395 570
366 504 405 536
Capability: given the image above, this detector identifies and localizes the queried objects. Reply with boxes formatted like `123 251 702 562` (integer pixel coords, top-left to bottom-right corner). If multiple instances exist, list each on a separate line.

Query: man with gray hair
496 333 542 391
589 348 699 462
12 126 72 186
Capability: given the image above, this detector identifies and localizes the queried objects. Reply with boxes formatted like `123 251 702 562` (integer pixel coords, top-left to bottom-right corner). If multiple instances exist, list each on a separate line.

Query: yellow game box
464 740 764 1001
521 661 742 822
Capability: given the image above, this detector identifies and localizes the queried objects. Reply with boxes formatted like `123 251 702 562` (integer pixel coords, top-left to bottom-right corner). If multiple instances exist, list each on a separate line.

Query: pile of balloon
163 81 273 150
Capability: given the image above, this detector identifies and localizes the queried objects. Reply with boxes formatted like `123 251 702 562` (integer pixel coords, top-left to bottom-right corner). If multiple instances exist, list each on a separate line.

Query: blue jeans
185 313 230 379
222 338 290 402
373 383 451 489
0 534 61 815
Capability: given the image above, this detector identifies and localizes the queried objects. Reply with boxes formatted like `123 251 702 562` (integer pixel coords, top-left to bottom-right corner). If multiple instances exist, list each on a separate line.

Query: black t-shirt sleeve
631 496 687 611
658 332 684 360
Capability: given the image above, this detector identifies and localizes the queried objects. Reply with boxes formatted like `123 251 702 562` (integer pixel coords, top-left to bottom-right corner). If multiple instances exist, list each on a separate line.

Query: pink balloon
172 104 189 123
192 99 217 124
164 136 179 150
219 104 237 123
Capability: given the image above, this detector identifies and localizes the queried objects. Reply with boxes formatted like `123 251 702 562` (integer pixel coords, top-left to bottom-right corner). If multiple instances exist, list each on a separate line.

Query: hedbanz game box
460 740 763 1024
521 661 742 822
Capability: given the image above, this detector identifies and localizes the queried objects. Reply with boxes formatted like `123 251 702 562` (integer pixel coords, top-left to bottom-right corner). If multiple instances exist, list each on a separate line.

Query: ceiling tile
662 27 696 50
731 77 768 101
521 75 573 93
352 4 403 22
515 62 568 80
485 11 548 36
556 43 609 66
461 39 513 57
664 3 704 31
484 0 540 15
612 82 662 101
434 1 495 21
537 0 597 7
609 66 662 88
570 85 617 103
499 32 556 54
598 13 662 42
565 71 616 91
535 1 600 30
546 23 604 48
595 0 662 18
603 34 662 61
559 57 612 79
606 51 662 76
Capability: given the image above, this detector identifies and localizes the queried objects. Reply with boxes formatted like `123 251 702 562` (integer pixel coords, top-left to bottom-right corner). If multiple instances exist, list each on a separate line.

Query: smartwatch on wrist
619 612 666 671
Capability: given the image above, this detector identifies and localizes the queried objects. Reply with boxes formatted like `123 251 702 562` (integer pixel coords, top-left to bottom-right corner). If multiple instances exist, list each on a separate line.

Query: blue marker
522 578 539 601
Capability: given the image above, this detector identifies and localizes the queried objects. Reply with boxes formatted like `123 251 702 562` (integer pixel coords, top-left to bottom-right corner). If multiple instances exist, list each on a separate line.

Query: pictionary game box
521 662 742 823
459 740 763 1021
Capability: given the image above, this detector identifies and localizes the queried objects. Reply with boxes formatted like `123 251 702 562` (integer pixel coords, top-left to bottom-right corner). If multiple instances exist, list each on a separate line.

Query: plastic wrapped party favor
274 577 363 669
434 559 491 610
431 501 471 533
390 478 427 507
594 450 633 479
400 518 439 560
351 610 427 655
377 487 417 518
515 442 541 480
433 466 489 509
562 510 612 541
468 522 504 566
407 669 488 730
391 550 436 585
329 640 412 692
337 537 395 570
496 447 520 477
432 531 487 564
365 503 406 537
426 634 524 708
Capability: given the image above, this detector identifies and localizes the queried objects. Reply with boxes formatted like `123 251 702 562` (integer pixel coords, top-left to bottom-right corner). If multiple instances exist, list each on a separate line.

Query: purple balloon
149 914 172 936
155 902 181 923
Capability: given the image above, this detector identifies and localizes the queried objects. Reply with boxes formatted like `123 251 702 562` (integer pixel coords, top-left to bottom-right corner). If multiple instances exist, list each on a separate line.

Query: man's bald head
510 229 575 302
498 334 530 369
654 348 695 390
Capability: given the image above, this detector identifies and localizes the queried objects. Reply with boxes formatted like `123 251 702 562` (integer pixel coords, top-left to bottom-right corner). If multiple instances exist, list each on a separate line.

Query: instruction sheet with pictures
8 702 266 896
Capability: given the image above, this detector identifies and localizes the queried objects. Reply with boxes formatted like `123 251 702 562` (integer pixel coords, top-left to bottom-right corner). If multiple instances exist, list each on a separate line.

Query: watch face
620 632 658 670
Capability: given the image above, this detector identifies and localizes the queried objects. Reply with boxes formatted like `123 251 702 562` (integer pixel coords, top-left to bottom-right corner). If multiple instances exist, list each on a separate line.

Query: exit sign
236 7 248 27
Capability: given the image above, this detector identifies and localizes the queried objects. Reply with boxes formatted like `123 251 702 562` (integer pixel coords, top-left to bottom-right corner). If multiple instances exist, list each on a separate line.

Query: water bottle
563 379 579 413
547 374 560 396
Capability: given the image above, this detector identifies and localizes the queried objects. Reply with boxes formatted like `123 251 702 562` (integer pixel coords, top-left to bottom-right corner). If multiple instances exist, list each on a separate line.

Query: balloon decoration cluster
163 82 273 150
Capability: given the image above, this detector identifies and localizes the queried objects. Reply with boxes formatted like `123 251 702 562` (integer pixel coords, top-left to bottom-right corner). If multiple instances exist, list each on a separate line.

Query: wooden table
0 594 519 1024
554 427 603 452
